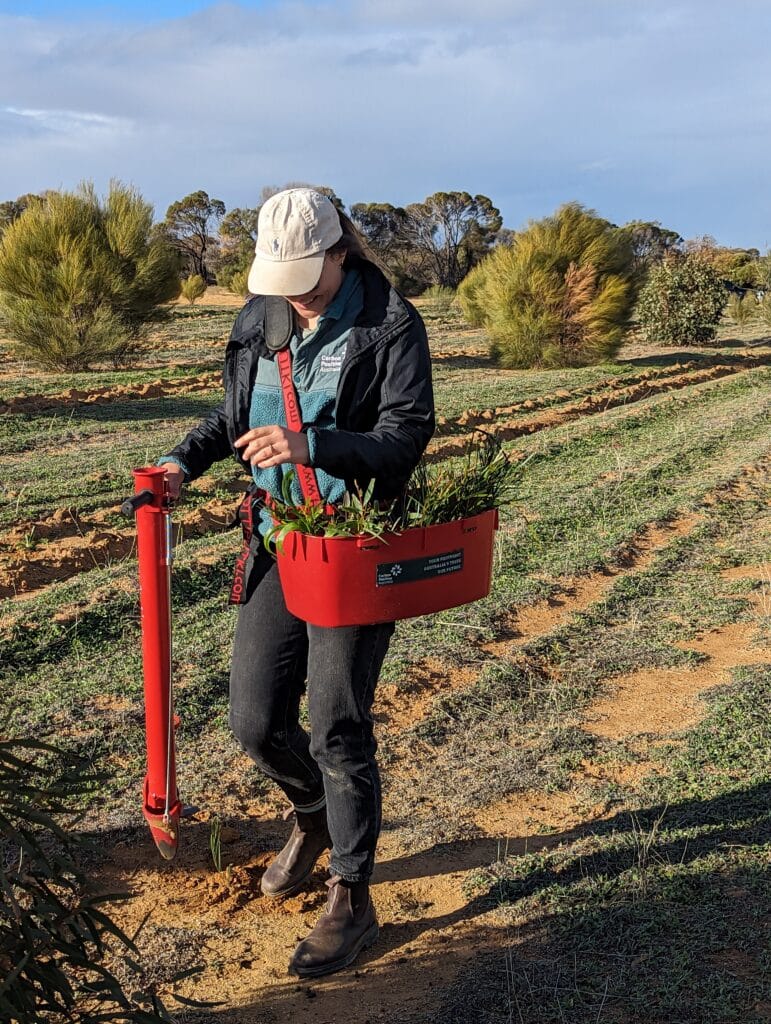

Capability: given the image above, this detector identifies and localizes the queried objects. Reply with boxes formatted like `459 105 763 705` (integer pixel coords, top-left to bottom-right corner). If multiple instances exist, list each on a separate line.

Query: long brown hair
327 210 391 281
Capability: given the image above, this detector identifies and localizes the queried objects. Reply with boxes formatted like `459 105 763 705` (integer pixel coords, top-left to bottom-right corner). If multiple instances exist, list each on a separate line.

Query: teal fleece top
249 268 364 536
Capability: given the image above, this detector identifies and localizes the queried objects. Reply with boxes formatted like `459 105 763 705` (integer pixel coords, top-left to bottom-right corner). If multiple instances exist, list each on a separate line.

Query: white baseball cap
247 188 343 297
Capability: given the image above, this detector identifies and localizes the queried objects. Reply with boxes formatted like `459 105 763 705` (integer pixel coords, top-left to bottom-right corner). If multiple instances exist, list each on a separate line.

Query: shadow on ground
622 348 771 367
82 782 771 1023
431 353 496 370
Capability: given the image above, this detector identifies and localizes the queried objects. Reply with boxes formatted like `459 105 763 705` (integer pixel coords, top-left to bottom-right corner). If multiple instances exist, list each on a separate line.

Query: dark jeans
228 545 394 882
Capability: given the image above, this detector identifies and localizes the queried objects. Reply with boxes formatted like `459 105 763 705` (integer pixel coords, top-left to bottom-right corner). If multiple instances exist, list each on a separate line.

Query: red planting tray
275 508 499 627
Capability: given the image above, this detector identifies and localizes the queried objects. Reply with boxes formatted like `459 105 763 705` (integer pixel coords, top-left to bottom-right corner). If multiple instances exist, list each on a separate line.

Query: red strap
228 491 254 605
276 346 324 506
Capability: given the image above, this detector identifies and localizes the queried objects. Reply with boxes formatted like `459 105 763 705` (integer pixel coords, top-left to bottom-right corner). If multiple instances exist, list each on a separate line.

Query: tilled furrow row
0 372 221 415
0 495 241 599
429 357 768 460
435 354 769 436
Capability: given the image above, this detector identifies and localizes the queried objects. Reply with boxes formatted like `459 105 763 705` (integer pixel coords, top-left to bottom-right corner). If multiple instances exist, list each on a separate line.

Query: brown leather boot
288 875 379 977
260 806 331 898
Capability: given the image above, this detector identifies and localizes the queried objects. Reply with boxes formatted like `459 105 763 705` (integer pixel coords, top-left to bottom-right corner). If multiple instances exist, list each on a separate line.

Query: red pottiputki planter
126 467 182 860
275 508 499 627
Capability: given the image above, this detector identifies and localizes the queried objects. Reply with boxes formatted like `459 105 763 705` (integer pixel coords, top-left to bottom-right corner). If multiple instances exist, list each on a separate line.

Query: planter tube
124 467 182 860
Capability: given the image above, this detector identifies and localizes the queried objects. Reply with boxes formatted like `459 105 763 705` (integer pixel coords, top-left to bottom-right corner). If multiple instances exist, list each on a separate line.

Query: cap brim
247 250 325 297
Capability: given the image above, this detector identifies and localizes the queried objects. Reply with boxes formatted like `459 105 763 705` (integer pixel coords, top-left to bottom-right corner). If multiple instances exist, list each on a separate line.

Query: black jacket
163 259 435 501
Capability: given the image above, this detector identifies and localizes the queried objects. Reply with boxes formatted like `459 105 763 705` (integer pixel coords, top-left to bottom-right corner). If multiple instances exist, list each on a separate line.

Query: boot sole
289 921 380 978
260 845 331 900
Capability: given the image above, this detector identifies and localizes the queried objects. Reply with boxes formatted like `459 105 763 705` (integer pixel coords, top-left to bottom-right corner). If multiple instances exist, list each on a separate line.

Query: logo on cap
272 238 280 253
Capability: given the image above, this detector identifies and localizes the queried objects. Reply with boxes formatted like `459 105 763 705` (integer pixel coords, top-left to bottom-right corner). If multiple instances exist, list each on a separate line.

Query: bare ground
93 529 770 1021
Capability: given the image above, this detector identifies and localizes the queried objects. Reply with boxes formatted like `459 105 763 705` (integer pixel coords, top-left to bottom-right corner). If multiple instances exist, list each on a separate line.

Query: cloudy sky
1 0 769 248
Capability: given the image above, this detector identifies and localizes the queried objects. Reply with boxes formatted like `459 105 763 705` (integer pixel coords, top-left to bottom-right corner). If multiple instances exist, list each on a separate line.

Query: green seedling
209 815 223 872
22 526 39 551
264 433 533 550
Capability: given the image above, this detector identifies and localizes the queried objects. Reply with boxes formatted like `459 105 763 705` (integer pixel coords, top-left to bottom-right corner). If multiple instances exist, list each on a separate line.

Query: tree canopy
351 192 502 292
350 203 410 265
403 192 502 289
163 190 225 280
216 206 259 287
618 220 683 279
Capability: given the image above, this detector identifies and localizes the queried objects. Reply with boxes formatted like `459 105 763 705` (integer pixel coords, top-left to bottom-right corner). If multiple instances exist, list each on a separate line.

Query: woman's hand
234 425 310 469
161 462 186 500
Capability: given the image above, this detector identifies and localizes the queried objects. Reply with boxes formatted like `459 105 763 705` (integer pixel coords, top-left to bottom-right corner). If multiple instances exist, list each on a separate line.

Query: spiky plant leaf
0 739 169 1022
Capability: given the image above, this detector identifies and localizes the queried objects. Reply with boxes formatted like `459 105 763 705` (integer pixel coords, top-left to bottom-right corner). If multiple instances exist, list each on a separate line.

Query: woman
159 187 434 977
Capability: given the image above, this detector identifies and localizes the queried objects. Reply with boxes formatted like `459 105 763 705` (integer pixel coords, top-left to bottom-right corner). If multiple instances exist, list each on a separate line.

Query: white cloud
0 2 770 246
4 107 133 136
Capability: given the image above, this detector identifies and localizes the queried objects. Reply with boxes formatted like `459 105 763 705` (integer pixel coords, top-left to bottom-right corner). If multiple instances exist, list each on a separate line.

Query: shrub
457 261 487 326
466 203 635 368
421 284 456 316
226 268 251 298
727 261 761 288
0 739 167 1022
0 182 180 371
637 253 727 346
180 273 207 305
726 291 757 328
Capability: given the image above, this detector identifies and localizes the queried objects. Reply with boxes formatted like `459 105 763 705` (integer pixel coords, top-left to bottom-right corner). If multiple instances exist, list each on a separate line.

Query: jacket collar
348 257 411 344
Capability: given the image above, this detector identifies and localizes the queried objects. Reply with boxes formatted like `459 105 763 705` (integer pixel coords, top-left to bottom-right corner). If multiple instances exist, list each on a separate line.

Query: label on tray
376 549 464 586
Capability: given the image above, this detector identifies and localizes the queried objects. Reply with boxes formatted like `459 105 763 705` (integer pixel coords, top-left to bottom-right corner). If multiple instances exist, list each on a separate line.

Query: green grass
457 666 770 1024
388 462 769 1022
384 366 769 670
0 298 769 1022
2 325 767 815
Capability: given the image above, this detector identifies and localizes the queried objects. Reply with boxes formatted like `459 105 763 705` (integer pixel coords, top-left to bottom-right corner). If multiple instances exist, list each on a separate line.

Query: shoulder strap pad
264 295 295 352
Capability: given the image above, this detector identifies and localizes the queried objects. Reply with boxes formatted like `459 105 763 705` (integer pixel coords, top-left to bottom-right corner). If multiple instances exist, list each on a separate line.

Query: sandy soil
93 544 769 1021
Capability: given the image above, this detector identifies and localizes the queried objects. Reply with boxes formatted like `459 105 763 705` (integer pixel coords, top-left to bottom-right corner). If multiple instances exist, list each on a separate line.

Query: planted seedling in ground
210 814 223 871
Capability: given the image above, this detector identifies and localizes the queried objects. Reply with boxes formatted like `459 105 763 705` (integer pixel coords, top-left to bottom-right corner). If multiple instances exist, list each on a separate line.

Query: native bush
464 203 636 369
0 739 168 1022
637 253 727 346
726 291 757 328
421 284 456 316
226 268 251 298
0 182 180 371
180 273 207 305
457 261 489 327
